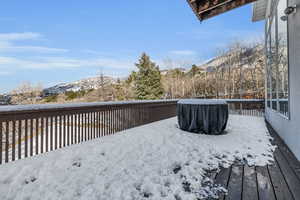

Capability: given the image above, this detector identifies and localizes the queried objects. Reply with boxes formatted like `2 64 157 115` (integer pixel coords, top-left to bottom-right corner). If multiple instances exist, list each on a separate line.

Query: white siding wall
266 0 300 160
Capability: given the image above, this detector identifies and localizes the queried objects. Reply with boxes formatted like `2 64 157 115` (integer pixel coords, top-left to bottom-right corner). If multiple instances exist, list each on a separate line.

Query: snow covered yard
0 115 275 200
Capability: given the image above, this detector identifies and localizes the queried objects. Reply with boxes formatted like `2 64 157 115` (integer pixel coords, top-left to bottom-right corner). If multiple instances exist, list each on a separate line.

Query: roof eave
252 0 268 22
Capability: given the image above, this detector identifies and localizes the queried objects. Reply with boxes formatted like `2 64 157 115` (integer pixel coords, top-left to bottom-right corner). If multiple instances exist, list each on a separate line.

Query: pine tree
134 53 164 100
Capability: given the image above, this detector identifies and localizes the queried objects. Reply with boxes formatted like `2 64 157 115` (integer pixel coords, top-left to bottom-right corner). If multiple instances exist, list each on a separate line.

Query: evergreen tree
134 53 164 100
188 64 199 77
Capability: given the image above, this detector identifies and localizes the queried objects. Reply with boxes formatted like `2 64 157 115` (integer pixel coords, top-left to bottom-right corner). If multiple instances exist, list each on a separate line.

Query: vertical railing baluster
5 121 9 163
81 113 84 142
67 115 70 146
108 109 110 135
117 108 119 131
120 108 122 131
71 114 74 145
117 108 119 132
84 113 87 141
102 111 104 136
18 120 24 160
112 108 115 134
113 107 115 133
93 112 95 138
96 112 99 138
89 112 91 140
89 113 92 139
100 111 102 136
94 112 97 137
123 108 125 131
41 117 44 154
86 113 89 140
0 121 2 164
50 117 53 151
105 106 110 135
63 115 66 147
115 108 117 132
12 120 16 161
35 118 39 155
107 109 110 135
127 106 130 129
90 112 92 139
30 119 33 156
55 116 58 150
123 108 126 130
92 112 94 138
129 106 131 128
59 115 62 148
96 112 99 137
75 114 78 143
110 108 112 134
25 119 28 158
104 110 107 136
46 117 49 152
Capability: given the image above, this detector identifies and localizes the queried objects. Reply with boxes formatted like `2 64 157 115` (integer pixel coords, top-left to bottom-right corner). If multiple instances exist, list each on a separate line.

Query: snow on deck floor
0 115 275 200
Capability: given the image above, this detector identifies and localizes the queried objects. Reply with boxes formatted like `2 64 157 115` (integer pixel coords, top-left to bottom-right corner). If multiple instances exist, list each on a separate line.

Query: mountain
43 76 116 96
197 45 264 72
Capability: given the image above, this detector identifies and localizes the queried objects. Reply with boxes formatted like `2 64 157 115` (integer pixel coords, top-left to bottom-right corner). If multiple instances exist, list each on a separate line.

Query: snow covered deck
0 115 299 199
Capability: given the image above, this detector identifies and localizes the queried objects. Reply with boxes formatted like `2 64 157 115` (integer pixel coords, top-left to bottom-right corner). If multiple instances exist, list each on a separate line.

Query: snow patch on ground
0 115 275 200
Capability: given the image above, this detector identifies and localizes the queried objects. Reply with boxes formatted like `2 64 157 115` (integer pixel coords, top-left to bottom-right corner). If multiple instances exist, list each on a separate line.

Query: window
266 32 271 108
270 15 277 110
277 0 289 116
265 0 289 118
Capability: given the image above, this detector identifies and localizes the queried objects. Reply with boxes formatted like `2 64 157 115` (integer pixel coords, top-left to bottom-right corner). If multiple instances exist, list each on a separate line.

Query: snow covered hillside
0 115 275 200
43 76 116 96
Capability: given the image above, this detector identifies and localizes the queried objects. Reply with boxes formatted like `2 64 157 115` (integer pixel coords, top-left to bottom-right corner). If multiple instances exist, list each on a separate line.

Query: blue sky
0 0 263 93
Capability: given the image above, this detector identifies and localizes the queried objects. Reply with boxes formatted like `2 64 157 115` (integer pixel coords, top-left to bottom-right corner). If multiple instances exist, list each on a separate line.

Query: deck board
268 161 294 200
212 121 300 200
242 165 258 200
256 166 276 200
215 167 231 200
225 165 243 200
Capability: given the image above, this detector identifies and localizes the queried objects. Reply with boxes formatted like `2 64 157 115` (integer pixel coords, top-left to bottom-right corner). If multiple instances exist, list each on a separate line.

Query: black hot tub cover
177 99 229 135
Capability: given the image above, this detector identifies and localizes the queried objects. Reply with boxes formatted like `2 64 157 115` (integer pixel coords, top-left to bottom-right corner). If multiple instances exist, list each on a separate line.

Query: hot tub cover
177 99 228 135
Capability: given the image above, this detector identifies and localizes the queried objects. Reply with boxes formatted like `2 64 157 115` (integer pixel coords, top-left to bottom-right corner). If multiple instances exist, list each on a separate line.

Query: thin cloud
0 32 67 54
0 71 12 76
169 50 197 56
0 56 135 70
0 32 42 41
0 45 68 53
178 28 263 42
0 17 15 22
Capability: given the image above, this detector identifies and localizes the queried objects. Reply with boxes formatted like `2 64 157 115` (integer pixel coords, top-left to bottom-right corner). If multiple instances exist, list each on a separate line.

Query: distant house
160 69 169 75
0 95 11 105
160 68 187 76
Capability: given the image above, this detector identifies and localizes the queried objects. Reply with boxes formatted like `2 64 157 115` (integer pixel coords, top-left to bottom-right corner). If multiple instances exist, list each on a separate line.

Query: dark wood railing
0 100 177 164
226 99 265 117
0 99 264 165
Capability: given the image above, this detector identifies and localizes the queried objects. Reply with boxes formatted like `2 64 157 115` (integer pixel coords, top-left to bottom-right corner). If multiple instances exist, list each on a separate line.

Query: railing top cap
0 98 264 114
178 99 227 105
0 99 178 114
223 99 265 102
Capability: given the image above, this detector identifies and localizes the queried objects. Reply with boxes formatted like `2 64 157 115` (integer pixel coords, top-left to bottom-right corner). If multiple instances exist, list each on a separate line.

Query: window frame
265 0 290 119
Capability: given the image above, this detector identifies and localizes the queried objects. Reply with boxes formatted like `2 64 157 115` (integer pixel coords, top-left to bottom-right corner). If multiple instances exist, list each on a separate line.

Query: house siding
266 0 300 160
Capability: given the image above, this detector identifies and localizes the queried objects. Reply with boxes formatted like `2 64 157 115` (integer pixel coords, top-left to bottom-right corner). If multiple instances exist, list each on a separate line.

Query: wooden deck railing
226 99 265 117
0 99 264 165
0 100 177 164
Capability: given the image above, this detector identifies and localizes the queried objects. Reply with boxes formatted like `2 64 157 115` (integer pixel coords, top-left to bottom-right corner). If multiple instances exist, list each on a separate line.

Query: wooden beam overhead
187 0 257 21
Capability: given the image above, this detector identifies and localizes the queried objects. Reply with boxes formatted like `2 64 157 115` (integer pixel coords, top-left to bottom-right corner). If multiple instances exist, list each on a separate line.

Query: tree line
9 40 265 104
